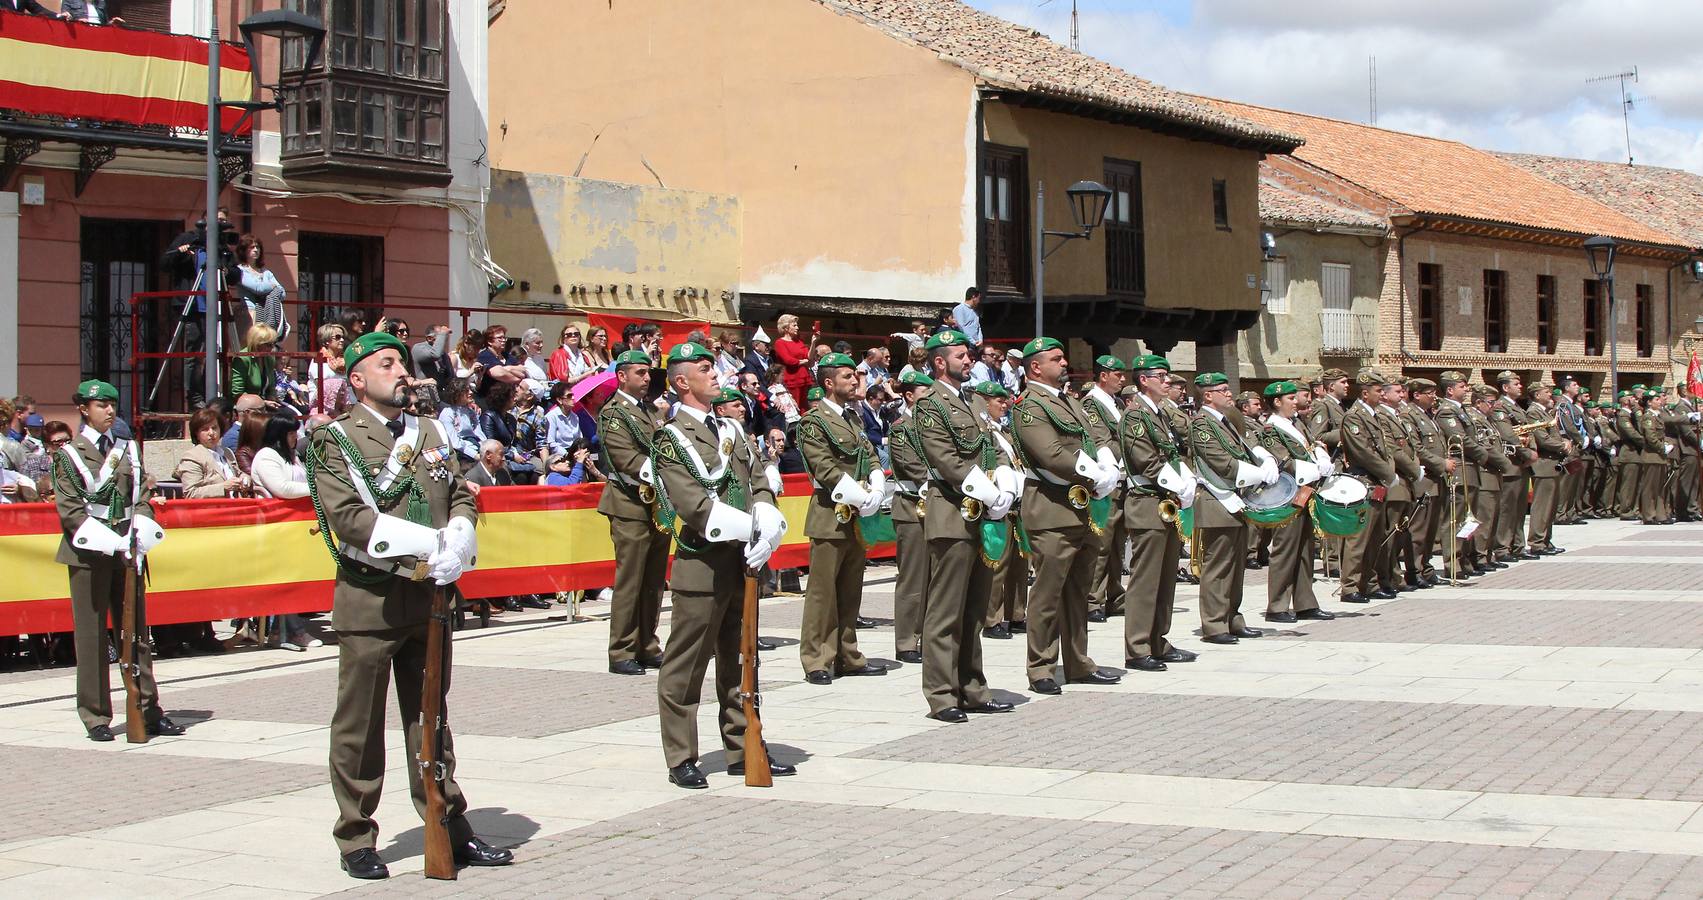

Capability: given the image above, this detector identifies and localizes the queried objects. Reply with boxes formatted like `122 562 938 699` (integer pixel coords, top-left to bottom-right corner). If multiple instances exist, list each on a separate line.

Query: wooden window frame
1102 158 1145 297
1483 269 1507 353
1211 179 1230 230
1416 263 1442 351
978 143 1029 294
1536 274 1556 355
1636 283 1654 358
1583 279 1603 356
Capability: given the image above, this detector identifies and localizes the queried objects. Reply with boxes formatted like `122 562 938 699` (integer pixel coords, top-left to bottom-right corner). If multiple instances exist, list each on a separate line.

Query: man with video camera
160 207 241 407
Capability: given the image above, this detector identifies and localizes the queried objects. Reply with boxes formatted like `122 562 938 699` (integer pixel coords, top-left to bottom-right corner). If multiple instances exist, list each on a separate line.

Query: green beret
665 342 712 365
344 331 407 372
897 371 934 389
1406 378 1437 393
613 349 653 368
1094 354 1127 372
1356 367 1388 386
971 380 1012 399
1617 390 1632 399
714 387 744 405
1130 354 1171 372
74 379 119 403
805 386 824 401
1262 380 1299 399
924 330 969 351
1632 383 1648 392
816 352 856 370
1021 336 1064 359
1551 387 1563 396
1194 372 1228 388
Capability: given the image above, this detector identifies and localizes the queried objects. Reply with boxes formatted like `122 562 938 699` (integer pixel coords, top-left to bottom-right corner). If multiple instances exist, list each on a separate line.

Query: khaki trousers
1025 525 1098 682
799 537 868 674
986 552 1029 627
1122 525 1179 659
1265 516 1317 615
1496 475 1527 558
921 536 993 714
1640 462 1667 523
1615 462 1641 517
892 517 927 655
1089 493 1126 615
70 559 161 732
1343 501 1387 596
1473 475 1502 562
1375 499 1410 590
1445 482 1477 575
330 624 469 854
607 516 670 665
656 549 748 770
1411 492 1442 578
1196 524 1249 636
1679 454 1701 518
1526 476 1559 550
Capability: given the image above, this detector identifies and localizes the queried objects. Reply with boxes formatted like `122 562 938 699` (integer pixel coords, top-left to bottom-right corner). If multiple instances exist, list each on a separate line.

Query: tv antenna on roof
1039 0 1079 51
1587 67 1638 165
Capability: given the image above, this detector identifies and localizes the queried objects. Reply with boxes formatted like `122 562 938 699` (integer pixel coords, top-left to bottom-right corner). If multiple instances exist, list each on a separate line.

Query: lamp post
198 4 325 403
1032 179 1114 339
1584 235 1618 396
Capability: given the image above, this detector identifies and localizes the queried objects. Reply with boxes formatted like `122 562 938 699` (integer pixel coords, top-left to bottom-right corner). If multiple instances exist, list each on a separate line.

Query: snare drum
1310 474 1371 537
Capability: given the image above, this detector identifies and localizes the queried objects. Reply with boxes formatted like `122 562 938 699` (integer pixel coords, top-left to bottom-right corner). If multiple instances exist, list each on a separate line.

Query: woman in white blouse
250 411 321 651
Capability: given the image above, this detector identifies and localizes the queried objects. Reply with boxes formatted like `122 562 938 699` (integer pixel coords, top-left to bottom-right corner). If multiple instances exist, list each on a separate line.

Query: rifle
419 585 456 880
120 442 148 744
739 567 772 788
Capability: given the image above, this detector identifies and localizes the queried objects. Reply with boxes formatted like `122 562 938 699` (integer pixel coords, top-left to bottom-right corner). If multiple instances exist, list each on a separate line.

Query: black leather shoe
1201 633 1239 645
1295 608 1336 620
1087 609 1107 623
1158 648 1198 663
1230 627 1263 639
1029 678 1062 695
966 700 1014 713
1517 550 1542 560
728 759 798 777
637 655 665 669
146 716 186 737
520 596 553 610
1125 655 1168 672
87 724 114 742
453 835 514 867
1371 588 1399 600
1069 669 1121 686
1008 620 1027 633
838 664 887 677
929 707 968 723
668 762 709 789
1421 573 1441 586
341 848 389 880
1342 593 1369 604
1488 559 1509 569
855 617 877 628
1409 579 1433 590
805 670 833 685
896 650 923 664
983 623 1011 640
756 638 778 651
1264 611 1297 624
608 660 645 676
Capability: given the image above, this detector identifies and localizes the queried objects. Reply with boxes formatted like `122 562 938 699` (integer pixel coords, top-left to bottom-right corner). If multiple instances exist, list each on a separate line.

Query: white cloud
969 0 1703 173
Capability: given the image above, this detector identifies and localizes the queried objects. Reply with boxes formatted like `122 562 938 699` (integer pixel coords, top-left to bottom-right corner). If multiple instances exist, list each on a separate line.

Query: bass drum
1310 474 1370 537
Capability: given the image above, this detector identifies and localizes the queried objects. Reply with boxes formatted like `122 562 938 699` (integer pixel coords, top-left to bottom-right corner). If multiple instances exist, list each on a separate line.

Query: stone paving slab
1570 544 1703 557
1623 529 1703 541
0 744 325 844
1267 596 1703 648
1472 561 1703 591
847 693 1703 801
356 795 1703 899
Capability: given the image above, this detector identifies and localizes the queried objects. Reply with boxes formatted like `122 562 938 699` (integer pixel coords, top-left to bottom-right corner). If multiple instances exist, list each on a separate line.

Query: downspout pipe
1395 223 1427 368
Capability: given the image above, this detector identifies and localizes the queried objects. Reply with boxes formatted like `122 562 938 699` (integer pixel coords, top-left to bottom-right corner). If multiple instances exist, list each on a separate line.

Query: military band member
1118 355 1199 670
307 332 508 879
1434 372 1487 577
1671 390 1702 520
1371 380 1422 593
651 343 793 788
597 349 670 675
54 380 181 742
1555 378 1589 524
1615 391 1645 520
1187 372 1272 641
1587 401 1617 517
795 352 887 684
1402 379 1454 586
974 379 1030 640
1639 392 1674 525
1341 369 1397 602
1012 337 1121 693
1524 388 1568 554
1307 368 1350 575
1083 355 1127 621
1490 371 1537 562
1258 381 1333 623
1468 386 1513 571
887 370 934 664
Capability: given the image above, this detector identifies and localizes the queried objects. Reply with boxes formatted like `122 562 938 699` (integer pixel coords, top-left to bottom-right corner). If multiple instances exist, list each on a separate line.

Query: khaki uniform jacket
1402 404 1448 496
53 431 155 567
1642 409 1674 462
887 405 928 526
1491 396 1533 472
1341 400 1397 488
915 381 1009 542
1616 407 1648 463
1083 387 1124 469
1672 398 1703 456
1013 384 1099 532
652 407 777 593
1468 406 1516 477
1523 402 1566 478
1258 413 1315 477
1189 409 1257 530
1436 398 1484 488
1120 394 1185 531
797 400 878 540
1374 406 1422 502
1662 403 1698 457
309 404 477 632
1307 394 1346 453
597 391 663 522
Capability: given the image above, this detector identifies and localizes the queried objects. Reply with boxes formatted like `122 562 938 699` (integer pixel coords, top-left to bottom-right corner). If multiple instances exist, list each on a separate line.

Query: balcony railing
1319 310 1376 355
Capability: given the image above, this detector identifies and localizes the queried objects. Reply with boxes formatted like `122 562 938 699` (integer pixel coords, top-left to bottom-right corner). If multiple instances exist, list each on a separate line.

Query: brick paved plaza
4 518 1703 897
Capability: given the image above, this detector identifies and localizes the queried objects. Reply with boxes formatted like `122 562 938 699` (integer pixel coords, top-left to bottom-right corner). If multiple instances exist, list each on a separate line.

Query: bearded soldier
887 370 934 664
597 349 669 675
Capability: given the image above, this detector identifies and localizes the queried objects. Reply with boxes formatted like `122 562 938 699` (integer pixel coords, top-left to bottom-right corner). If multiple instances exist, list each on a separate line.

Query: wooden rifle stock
740 568 772 787
419 586 457 880
120 556 148 744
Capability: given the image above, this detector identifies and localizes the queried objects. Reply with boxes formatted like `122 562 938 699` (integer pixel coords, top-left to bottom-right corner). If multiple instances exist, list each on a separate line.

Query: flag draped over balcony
0 12 252 133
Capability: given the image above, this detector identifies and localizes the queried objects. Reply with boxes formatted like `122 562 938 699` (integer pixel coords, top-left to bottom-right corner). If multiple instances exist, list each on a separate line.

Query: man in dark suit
465 440 513 487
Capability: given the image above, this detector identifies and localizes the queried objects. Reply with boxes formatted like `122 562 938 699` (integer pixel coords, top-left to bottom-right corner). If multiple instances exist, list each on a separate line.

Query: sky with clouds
965 0 1703 174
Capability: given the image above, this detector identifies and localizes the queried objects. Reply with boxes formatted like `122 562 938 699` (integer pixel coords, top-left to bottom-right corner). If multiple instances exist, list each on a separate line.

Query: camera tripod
146 260 223 410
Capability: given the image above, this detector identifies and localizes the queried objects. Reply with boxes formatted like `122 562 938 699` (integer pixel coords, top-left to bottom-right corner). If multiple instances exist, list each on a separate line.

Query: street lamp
197 5 325 403
1032 179 1114 338
1584 235 1618 396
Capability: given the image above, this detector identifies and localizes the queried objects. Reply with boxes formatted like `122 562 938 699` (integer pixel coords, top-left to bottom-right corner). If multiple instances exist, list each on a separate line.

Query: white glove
744 537 774 570
986 489 1015 521
1073 450 1101 482
71 518 126 556
1176 479 1197 510
831 473 871 508
857 489 883 519
1293 460 1321 486
124 518 166 562
753 501 787 548
1095 445 1120 474
367 514 438 560
427 538 466 586
1592 435 1601 449
764 464 782 496
868 468 887 499
1665 442 1675 456
444 516 477 570
638 456 655 486
1251 446 1276 467
961 466 1003 507
992 465 1019 497
1260 458 1280 487
1091 464 1118 499
1691 412 1700 423
704 501 755 543
1234 460 1266 489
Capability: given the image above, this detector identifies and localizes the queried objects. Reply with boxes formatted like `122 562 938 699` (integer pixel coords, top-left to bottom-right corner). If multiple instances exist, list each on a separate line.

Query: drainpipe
1394 223 1426 370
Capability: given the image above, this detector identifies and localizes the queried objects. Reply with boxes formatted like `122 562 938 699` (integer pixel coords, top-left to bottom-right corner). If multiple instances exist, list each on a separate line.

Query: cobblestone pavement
5 517 1703 897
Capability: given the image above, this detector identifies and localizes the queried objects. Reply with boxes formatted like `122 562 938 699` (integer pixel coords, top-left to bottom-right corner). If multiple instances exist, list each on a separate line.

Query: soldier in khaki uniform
306 332 508 879
597 350 670 675
54 380 180 741
1118 354 1199 670
1554 378 1589 524
974 380 1029 639
1489 371 1537 562
1082 355 1127 621
1402 379 1454 586
1306 369 1350 576
1011 337 1121 693
650 344 793 789
1671 391 1702 520
886 370 933 664
1614 391 1645 520
1373 380 1422 593
1434 372 1488 577
795 352 887 683
1524 388 1569 554
1340 368 1397 602
1640 393 1675 524
1468 386 1512 571
1257 380 1333 623
1588 401 1617 516
1188 371 1272 641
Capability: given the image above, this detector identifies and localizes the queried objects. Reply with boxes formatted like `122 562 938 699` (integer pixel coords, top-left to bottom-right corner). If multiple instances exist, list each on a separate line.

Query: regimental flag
1688 351 1703 400
0 12 252 133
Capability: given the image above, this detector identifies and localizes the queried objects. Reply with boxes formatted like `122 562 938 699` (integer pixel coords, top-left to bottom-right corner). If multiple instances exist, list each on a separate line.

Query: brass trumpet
1157 498 1179 523
960 497 985 521
834 502 856 524
1513 417 1557 437
638 483 657 505
1066 484 1091 510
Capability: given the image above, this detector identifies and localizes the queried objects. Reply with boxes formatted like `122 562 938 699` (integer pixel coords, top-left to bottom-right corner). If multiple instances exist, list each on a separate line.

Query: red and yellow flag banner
0 12 253 133
0 476 891 636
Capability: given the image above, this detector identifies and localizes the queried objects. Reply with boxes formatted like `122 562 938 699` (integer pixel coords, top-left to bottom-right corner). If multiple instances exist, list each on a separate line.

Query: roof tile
1498 153 1703 250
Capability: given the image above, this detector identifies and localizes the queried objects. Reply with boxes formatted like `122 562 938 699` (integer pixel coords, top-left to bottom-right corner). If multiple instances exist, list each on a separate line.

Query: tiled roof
1259 160 1388 232
815 0 1301 151
1498 153 1703 250
1204 98 1684 248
